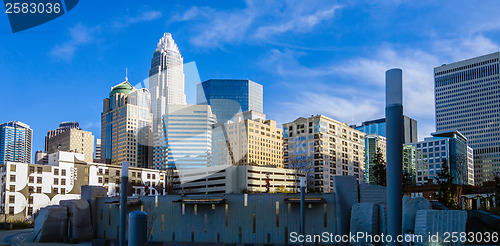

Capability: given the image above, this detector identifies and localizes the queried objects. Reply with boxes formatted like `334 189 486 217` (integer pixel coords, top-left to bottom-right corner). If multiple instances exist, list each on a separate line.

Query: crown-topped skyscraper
149 33 186 132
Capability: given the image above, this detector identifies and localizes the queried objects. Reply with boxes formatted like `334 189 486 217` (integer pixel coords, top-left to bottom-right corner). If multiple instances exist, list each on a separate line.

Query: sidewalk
0 229 91 246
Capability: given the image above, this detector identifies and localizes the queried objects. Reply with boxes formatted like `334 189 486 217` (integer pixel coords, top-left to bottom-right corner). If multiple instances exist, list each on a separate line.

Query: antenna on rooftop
125 68 128 82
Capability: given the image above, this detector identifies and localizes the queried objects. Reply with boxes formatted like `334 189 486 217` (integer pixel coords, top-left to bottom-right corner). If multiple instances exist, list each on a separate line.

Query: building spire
125 68 128 82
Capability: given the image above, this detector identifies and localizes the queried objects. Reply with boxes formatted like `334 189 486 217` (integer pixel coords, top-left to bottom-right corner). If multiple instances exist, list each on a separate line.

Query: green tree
434 159 455 208
372 147 387 186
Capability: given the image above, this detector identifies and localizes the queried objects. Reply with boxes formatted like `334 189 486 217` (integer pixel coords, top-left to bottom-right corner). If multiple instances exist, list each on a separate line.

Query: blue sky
2 0 500 160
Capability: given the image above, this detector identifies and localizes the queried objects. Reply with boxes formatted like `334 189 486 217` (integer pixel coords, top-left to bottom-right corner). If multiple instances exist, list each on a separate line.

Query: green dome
109 81 134 97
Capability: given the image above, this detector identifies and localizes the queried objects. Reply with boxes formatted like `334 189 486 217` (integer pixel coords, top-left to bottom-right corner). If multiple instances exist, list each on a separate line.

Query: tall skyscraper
197 79 264 123
355 115 418 144
283 115 366 192
149 32 186 132
101 79 153 167
153 105 215 170
44 121 80 151
46 128 95 162
0 121 32 164
434 52 500 184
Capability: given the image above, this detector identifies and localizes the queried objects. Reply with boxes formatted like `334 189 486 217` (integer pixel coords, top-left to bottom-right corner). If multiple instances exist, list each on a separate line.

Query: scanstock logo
3 0 79 33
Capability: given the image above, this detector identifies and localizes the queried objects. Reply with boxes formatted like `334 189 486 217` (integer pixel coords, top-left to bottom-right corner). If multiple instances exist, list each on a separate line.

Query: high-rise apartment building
364 134 386 185
153 105 215 170
46 128 95 163
355 115 418 144
149 33 186 133
403 131 474 186
225 111 283 167
197 79 263 123
101 79 153 167
434 52 500 184
283 115 366 192
0 121 32 164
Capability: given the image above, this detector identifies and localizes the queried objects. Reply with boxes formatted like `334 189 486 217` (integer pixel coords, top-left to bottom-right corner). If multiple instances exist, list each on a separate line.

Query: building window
10 175 15 182
9 185 15 191
9 207 14 215
10 164 16 172
28 196 33 204
116 170 120 176
36 187 41 193
104 178 109 184
61 188 66 194
54 169 59 175
53 188 58 194
61 179 66 185
28 207 33 215
29 176 34 183
29 166 34 173
37 177 42 183
9 195 15 203
37 167 43 173
98 177 103 183
61 169 66 176
54 178 58 185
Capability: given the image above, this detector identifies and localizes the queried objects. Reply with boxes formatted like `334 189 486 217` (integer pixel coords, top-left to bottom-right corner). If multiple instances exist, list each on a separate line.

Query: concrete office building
170 164 304 195
403 131 474 186
149 33 186 133
34 151 48 165
101 79 153 168
0 151 165 220
44 122 80 151
435 52 500 184
364 134 386 185
225 111 283 168
283 115 366 192
355 115 418 144
153 105 216 171
46 128 95 163
0 121 32 164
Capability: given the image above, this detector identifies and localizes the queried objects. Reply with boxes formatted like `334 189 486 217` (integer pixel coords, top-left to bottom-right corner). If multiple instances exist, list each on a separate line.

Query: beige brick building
226 111 283 168
46 128 95 163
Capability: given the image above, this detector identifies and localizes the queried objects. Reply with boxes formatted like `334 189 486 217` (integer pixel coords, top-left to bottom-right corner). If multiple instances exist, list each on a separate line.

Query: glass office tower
355 115 418 144
0 121 32 164
196 79 263 123
434 52 500 184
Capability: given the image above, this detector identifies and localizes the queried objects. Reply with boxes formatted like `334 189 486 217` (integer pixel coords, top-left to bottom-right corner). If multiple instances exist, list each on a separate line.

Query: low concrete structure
350 203 378 245
402 196 431 234
414 210 467 246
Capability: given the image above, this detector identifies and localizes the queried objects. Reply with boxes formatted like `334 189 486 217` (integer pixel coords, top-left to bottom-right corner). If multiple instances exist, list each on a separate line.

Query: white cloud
173 0 342 48
434 35 500 62
50 10 163 61
49 23 98 60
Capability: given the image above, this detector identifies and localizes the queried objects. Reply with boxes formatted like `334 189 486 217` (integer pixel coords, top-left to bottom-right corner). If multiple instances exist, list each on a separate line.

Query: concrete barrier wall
95 193 338 245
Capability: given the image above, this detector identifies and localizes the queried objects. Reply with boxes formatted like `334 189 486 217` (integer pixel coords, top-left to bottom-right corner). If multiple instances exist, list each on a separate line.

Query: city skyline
2 1 500 160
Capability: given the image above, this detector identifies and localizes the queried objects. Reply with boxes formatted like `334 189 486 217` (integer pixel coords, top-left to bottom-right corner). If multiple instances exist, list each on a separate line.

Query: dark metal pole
120 162 129 246
300 177 305 246
386 69 403 246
